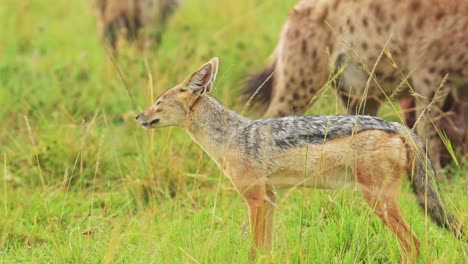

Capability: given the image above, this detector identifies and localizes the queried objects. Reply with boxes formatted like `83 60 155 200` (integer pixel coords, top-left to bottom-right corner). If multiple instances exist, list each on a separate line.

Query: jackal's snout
135 112 159 128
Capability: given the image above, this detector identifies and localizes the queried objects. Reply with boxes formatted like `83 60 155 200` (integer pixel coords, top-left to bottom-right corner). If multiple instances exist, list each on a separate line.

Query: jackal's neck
183 95 249 164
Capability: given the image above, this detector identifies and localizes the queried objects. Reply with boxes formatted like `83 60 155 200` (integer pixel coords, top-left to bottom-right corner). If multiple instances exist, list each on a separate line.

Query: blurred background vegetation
0 0 466 263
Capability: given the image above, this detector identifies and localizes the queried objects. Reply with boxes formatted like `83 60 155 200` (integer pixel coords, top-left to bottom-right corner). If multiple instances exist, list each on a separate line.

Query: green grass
0 0 467 263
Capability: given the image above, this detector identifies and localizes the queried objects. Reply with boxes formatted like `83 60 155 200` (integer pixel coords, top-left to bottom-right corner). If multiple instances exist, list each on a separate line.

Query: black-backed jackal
136 58 462 261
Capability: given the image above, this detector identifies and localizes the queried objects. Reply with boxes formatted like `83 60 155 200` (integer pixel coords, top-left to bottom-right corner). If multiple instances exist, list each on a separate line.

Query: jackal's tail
397 124 463 238
242 52 277 113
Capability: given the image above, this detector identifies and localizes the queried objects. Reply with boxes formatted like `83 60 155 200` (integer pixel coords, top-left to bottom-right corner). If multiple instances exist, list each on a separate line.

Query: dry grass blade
24 115 50 216
178 246 201 264
430 118 460 168
104 45 137 109
3 154 7 216
412 74 449 131
357 34 393 114
305 67 343 109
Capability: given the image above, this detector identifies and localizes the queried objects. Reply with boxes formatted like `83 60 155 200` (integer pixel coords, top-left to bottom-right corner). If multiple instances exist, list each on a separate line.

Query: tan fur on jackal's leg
361 189 420 262
243 185 276 256
353 135 420 261
264 190 276 251
356 157 420 262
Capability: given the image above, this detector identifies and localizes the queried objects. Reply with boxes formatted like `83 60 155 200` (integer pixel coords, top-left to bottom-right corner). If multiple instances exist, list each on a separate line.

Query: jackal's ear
185 57 219 95
205 57 218 93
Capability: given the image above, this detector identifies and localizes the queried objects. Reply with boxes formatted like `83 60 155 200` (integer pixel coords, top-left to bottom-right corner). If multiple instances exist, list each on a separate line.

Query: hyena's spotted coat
244 0 468 171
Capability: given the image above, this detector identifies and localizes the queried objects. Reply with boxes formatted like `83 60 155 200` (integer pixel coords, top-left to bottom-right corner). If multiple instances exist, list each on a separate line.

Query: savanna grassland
0 0 466 263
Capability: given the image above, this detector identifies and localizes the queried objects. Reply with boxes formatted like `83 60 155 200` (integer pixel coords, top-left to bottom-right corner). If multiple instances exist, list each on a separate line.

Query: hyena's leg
412 74 451 173
462 102 468 154
457 82 468 152
244 185 276 255
447 89 468 155
399 97 417 127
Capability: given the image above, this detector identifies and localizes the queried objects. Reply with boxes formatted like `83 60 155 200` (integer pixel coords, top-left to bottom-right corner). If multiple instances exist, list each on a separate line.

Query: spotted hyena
91 0 181 50
244 0 468 171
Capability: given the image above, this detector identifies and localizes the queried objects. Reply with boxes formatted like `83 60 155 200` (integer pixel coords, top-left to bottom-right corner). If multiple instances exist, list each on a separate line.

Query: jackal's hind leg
360 187 420 263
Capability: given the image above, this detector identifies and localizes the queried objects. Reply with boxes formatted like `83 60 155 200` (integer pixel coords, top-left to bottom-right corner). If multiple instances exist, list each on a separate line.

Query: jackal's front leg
245 188 276 256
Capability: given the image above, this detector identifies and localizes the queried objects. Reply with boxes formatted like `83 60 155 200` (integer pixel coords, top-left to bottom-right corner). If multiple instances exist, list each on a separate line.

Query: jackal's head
136 57 219 128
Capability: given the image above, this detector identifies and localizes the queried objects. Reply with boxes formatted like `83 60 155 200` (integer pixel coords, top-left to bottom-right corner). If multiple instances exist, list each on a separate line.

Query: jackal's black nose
135 113 141 120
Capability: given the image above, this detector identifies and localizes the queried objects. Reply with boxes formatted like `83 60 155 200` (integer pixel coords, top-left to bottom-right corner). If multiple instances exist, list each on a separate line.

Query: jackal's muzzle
135 113 159 128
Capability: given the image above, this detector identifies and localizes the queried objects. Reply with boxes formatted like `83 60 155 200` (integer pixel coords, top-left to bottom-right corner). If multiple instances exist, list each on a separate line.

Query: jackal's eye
179 88 187 92
156 101 161 106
